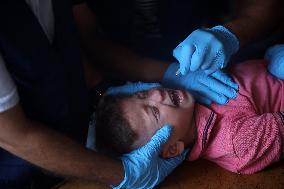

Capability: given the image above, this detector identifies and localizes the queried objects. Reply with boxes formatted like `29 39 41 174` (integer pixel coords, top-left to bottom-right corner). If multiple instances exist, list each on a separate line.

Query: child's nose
148 89 164 101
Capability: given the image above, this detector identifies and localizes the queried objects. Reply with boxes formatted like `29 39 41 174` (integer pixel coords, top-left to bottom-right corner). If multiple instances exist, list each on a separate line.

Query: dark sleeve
72 0 85 5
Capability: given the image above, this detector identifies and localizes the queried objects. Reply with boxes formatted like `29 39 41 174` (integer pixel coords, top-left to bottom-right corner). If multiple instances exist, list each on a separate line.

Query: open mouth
168 89 183 107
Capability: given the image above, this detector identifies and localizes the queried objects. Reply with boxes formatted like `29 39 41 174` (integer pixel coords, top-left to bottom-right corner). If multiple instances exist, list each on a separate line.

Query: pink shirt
188 60 284 174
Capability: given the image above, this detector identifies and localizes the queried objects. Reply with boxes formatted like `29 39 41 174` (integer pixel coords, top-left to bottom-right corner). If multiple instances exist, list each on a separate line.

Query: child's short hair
95 94 138 154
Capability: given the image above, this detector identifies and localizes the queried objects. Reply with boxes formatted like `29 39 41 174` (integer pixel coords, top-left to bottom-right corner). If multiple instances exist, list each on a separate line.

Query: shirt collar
188 104 217 160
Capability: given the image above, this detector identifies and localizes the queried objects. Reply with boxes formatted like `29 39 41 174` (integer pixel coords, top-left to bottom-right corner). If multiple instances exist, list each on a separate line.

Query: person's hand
105 82 161 96
113 125 189 189
163 62 238 105
173 25 239 75
265 44 284 80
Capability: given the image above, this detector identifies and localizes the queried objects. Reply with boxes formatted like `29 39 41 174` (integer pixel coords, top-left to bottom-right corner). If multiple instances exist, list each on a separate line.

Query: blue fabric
0 0 90 186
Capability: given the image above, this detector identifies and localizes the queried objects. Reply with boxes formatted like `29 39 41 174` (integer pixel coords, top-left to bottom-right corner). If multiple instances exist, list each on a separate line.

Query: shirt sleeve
0 54 19 113
230 111 284 174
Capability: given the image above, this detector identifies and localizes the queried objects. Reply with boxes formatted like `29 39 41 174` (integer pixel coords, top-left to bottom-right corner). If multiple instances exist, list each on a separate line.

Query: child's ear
161 141 185 158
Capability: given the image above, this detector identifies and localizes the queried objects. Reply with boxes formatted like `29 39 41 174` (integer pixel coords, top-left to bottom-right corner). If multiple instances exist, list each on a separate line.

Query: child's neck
183 116 197 149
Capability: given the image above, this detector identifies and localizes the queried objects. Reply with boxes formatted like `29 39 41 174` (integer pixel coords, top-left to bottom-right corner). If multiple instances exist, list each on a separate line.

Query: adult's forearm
225 0 283 47
17 123 123 185
0 106 123 185
73 3 169 83
86 38 169 82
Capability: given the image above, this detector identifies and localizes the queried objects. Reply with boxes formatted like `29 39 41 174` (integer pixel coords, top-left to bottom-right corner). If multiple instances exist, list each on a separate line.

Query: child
95 59 284 174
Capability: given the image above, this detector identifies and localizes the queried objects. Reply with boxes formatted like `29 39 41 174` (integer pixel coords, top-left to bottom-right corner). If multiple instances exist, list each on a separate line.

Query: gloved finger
199 77 237 99
195 84 229 104
212 71 239 91
190 44 207 72
193 93 212 105
173 44 195 75
140 124 172 158
106 82 161 96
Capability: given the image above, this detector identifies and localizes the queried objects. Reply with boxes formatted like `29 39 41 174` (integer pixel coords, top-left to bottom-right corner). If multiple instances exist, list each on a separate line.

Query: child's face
121 87 195 158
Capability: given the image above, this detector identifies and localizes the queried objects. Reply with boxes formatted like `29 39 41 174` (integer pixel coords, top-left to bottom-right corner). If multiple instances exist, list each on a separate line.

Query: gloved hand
105 82 161 96
265 44 284 80
113 125 189 189
163 62 238 105
173 25 239 75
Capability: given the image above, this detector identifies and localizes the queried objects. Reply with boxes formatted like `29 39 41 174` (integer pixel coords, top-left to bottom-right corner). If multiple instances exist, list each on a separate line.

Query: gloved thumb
141 124 172 158
173 44 195 75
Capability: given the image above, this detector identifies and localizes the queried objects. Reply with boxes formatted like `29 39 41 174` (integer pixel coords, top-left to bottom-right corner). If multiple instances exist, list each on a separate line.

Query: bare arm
73 3 169 82
225 0 284 48
0 104 123 185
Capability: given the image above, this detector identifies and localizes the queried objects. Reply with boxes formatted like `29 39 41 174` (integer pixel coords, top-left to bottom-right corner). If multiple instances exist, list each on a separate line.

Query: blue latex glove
105 82 161 96
265 44 284 80
163 62 238 105
173 25 239 75
113 125 189 189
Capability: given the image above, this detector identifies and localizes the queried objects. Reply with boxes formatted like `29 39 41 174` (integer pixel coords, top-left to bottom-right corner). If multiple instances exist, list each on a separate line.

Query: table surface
55 159 284 189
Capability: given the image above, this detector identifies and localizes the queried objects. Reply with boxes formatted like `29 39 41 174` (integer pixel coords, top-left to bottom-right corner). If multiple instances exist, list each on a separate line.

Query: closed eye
151 106 160 123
